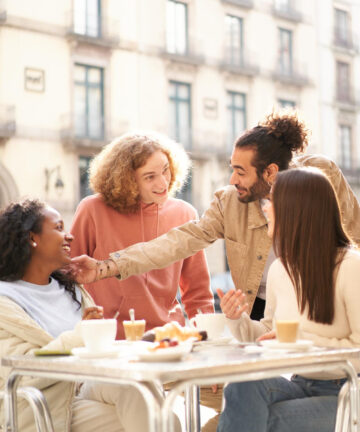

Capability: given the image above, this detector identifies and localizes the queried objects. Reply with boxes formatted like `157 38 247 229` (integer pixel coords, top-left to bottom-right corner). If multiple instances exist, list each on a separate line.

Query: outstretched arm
69 256 119 284
71 188 228 284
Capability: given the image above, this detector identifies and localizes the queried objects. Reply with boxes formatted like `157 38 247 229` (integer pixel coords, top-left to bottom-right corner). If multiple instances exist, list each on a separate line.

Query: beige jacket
110 154 360 311
0 287 94 432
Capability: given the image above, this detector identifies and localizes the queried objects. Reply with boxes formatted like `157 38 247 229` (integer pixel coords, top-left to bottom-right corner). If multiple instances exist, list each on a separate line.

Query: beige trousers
71 382 181 432
199 385 223 432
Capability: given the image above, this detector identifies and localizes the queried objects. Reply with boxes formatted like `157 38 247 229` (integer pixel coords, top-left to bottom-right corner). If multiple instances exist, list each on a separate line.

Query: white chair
0 386 55 432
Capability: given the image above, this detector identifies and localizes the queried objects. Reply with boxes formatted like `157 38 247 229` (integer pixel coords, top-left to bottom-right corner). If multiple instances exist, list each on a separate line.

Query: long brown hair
272 168 351 324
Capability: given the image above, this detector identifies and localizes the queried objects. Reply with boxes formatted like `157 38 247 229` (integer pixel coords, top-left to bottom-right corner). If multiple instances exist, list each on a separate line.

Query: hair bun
260 111 309 153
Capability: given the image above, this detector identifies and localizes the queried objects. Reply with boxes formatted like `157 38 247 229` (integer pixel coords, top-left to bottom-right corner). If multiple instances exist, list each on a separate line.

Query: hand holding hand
217 288 248 320
82 306 104 320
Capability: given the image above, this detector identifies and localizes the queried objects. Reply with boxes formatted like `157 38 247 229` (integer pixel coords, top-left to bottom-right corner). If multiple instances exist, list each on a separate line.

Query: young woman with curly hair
0 199 175 432
70 132 214 339
217 168 360 432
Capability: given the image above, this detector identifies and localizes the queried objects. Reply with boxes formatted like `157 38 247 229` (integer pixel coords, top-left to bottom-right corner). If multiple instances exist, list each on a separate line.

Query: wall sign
203 98 218 119
24 68 45 92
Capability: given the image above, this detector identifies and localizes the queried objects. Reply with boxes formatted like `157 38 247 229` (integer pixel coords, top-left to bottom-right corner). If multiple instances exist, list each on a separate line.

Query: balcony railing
0 105 16 141
169 129 232 159
272 60 309 87
162 38 205 65
272 2 302 22
333 27 357 51
221 0 254 9
339 165 360 186
61 114 108 149
61 114 127 148
220 50 259 76
66 11 119 47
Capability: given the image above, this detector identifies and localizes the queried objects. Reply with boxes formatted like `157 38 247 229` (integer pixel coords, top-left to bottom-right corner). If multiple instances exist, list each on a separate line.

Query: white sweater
226 249 360 378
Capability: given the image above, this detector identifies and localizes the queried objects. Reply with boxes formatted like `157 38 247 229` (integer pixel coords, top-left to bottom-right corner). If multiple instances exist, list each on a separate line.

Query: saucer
71 346 121 359
259 339 314 351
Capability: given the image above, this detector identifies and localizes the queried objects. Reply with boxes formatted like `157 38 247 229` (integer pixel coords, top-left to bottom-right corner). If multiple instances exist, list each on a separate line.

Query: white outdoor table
2 344 360 432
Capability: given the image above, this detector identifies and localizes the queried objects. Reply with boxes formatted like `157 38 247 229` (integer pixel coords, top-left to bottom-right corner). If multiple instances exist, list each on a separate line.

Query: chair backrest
0 386 55 432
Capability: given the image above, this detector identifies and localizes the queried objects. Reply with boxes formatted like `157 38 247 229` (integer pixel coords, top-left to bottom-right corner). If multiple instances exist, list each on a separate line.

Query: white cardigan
226 249 360 379
0 286 94 432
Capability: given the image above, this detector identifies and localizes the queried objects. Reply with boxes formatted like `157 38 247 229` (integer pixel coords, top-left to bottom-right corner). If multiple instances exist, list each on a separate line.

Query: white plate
137 343 193 362
71 346 121 359
260 339 314 351
113 340 151 352
193 336 233 347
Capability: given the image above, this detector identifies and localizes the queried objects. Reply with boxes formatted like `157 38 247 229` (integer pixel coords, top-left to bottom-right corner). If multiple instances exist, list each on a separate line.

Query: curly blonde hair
89 132 191 214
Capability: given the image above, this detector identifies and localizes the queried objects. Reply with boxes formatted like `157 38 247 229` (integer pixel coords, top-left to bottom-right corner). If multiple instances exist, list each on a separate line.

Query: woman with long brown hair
217 168 360 432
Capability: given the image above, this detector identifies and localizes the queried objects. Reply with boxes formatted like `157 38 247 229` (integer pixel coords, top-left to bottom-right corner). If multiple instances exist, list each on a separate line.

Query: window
169 81 192 149
336 61 350 102
227 91 246 150
74 0 101 37
339 125 352 169
74 64 104 140
275 0 290 11
278 99 296 109
79 156 93 200
278 28 292 74
334 8 350 47
176 169 192 204
166 0 188 55
225 15 243 66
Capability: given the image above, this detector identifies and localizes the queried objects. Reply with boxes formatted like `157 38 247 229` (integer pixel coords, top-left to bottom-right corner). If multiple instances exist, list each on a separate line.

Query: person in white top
0 199 180 432
217 167 360 432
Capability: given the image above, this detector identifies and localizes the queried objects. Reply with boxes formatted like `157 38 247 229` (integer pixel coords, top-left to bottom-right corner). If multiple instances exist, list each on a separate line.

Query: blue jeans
217 375 347 432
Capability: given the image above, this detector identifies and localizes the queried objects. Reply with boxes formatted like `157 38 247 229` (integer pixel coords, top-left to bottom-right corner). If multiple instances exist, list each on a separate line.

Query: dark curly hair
235 111 309 176
0 199 80 307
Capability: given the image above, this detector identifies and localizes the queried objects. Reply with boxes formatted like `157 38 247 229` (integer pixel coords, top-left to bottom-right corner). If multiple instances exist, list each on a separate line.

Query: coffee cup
189 313 226 340
80 319 117 352
123 319 146 341
275 320 299 343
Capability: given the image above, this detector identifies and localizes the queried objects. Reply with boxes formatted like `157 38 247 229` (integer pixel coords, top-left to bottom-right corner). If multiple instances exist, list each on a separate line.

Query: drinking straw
129 308 135 322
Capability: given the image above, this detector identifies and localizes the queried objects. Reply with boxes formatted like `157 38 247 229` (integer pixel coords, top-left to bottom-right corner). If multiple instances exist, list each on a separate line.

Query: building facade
0 0 358 275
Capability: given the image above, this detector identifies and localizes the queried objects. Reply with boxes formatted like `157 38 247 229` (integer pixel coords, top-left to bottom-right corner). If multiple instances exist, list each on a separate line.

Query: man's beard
236 176 270 203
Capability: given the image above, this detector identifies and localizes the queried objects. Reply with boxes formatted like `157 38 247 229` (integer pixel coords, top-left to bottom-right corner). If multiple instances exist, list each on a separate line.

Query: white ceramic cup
80 319 117 352
189 313 226 340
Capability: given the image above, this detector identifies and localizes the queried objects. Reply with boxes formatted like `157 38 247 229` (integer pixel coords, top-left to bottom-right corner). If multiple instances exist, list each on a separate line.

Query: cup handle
189 317 197 328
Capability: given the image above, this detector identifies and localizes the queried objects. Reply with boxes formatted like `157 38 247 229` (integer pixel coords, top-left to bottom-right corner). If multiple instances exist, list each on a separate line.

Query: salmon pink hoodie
70 194 214 339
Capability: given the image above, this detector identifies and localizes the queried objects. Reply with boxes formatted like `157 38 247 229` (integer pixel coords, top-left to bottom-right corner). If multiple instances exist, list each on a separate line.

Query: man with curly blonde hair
71 132 214 339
